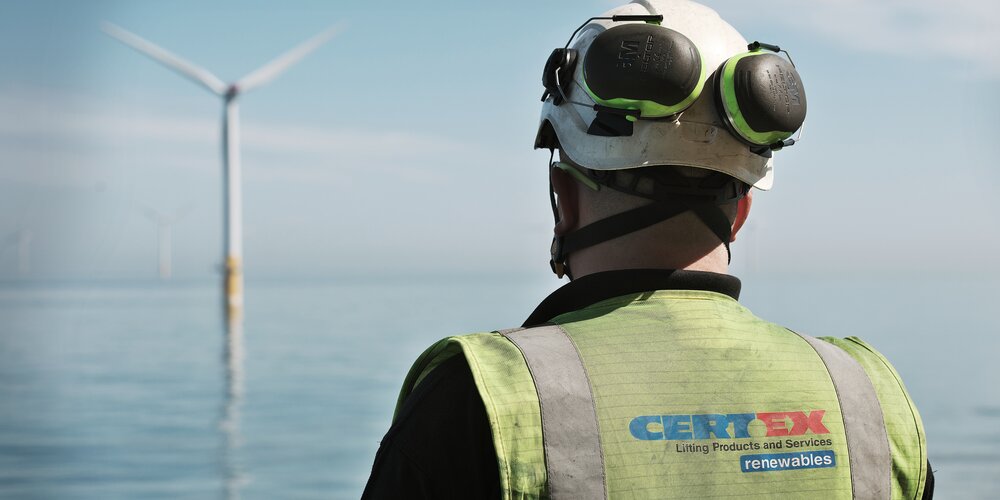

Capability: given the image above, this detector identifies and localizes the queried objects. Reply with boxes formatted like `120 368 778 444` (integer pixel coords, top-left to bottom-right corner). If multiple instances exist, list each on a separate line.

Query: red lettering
757 412 791 436
758 410 830 436
789 410 830 435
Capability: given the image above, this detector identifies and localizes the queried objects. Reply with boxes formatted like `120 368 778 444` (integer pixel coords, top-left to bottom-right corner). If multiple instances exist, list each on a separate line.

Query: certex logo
629 410 829 440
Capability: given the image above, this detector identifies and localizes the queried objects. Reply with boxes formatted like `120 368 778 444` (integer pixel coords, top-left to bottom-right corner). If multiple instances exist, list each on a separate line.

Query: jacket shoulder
395 331 547 497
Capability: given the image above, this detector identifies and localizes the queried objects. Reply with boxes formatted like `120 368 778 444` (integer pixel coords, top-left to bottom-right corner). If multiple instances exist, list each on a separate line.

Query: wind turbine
137 203 194 281
103 22 340 323
1 229 32 278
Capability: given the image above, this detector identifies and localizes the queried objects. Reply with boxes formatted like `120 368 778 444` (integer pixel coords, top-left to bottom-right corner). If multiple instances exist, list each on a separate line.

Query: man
363 1 932 498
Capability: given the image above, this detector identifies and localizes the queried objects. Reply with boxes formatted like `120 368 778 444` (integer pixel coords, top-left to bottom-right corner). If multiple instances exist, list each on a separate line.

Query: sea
0 272 996 499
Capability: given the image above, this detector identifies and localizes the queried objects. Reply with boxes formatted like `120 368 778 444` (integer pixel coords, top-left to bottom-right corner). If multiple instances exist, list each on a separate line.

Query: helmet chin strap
547 149 573 279
548 154 746 280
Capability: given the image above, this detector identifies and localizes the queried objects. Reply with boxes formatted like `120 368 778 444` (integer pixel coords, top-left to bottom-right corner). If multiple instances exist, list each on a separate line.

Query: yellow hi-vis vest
394 290 928 500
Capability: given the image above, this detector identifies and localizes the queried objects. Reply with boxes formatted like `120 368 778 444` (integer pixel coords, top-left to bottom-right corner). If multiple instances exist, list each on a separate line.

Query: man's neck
567 243 730 280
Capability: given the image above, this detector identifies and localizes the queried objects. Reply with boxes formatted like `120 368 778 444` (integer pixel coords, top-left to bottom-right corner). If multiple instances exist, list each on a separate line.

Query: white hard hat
535 0 776 190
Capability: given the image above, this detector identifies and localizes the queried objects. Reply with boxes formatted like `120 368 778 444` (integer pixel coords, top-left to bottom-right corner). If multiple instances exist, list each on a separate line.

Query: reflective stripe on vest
794 332 892 499
503 325 607 500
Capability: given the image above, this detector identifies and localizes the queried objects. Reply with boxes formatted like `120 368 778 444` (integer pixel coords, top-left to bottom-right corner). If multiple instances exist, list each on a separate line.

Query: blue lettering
692 414 730 439
663 415 693 440
728 413 756 438
629 415 664 440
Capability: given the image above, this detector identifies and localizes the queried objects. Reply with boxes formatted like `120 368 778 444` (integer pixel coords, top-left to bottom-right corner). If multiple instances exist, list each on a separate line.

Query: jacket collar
522 269 741 327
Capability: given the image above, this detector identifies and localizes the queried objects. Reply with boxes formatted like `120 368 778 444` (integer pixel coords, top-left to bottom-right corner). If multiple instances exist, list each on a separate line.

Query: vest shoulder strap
815 335 929 500
793 331 892 499
503 325 607 500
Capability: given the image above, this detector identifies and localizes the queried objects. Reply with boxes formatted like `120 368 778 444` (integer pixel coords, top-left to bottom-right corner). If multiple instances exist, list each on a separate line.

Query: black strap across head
549 163 748 280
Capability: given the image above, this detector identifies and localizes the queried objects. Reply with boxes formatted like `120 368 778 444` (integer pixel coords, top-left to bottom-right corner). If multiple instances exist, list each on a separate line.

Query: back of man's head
535 0 806 279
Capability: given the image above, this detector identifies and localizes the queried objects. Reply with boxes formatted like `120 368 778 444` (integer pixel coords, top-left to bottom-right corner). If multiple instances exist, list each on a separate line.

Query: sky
0 0 997 283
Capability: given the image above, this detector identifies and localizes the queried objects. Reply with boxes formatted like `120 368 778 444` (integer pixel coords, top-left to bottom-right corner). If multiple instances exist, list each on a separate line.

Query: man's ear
730 189 752 242
551 166 579 236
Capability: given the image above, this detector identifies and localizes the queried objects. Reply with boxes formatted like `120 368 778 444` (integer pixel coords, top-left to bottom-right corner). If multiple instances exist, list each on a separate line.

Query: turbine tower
2 229 32 278
103 22 339 323
138 203 193 281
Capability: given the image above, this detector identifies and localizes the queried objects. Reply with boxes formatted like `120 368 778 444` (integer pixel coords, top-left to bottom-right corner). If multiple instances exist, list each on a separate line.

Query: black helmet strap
548 160 748 280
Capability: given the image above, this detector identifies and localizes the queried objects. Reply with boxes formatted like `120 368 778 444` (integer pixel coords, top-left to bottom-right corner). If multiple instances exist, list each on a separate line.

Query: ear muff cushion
717 52 807 145
583 24 705 118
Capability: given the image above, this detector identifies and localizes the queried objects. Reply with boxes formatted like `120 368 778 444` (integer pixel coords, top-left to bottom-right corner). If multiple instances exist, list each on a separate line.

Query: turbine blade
102 22 228 96
130 199 163 224
236 23 343 93
173 202 197 223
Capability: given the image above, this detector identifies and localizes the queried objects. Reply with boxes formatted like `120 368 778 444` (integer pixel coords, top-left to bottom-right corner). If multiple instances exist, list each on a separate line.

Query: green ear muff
582 23 706 119
716 44 807 147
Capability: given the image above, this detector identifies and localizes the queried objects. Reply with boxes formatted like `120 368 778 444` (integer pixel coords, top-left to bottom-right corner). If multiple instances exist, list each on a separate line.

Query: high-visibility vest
395 290 928 499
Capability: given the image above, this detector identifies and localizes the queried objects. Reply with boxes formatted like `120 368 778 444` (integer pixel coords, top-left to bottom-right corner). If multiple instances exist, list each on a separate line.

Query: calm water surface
0 274 996 498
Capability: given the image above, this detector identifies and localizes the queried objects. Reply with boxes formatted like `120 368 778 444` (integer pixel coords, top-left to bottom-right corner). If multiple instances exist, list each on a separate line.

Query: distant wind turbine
138 203 194 281
103 22 341 323
1 229 32 278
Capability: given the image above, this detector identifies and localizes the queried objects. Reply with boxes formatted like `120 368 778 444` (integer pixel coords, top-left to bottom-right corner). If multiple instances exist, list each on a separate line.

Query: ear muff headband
542 48 579 105
582 24 706 119
717 49 807 146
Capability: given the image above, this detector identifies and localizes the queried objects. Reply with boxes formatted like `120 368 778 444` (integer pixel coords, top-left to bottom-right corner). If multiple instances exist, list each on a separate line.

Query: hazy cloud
0 87 474 187
715 0 1000 78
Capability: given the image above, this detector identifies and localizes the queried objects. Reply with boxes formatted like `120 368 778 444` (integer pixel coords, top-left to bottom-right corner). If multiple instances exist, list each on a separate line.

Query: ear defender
540 18 807 149
582 23 706 119
716 42 807 148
